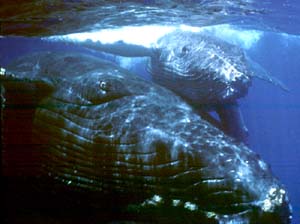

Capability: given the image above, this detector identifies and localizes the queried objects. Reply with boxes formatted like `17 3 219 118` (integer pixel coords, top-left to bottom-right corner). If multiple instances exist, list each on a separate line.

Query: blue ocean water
241 2 300 223
1 1 300 223
241 32 300 224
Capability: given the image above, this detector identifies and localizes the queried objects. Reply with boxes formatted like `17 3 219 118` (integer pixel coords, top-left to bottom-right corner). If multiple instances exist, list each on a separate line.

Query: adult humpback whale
1 52 291 223
44 28 286 144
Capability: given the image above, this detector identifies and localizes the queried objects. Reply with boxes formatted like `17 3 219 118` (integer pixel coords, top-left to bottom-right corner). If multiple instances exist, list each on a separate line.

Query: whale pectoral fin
194 103 249 145
45 34 153 57
197 110 223 131
246 55 289 92
216 102 249 145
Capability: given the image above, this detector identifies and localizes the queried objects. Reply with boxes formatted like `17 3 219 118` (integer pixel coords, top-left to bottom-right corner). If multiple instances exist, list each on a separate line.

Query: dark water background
1 0 300 223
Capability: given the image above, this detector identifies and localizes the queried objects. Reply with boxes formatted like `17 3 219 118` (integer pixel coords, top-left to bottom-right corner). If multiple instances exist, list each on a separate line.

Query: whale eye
181 46 189 55
99 81 109 91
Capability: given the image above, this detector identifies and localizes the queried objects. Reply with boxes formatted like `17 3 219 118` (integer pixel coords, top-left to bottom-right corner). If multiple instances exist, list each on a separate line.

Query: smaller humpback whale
1 52 291 223
44 28 286 144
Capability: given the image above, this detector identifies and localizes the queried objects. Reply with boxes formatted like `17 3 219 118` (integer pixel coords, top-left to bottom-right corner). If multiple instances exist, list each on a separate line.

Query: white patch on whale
47 25 176 48
45 24 263 50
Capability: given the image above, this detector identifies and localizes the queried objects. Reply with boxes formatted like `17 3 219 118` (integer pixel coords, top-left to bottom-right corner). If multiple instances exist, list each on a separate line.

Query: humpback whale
1 51 291 223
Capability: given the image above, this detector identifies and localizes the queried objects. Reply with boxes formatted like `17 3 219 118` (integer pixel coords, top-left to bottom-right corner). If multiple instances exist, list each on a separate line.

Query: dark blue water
241 31 300 224
257 0 300 35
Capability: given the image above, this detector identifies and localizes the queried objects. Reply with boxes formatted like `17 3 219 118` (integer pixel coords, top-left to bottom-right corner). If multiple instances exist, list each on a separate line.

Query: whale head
155 30 252 105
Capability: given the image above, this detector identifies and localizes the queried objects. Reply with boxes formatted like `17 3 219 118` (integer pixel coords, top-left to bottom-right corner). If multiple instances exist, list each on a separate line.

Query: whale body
1 52 291 223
